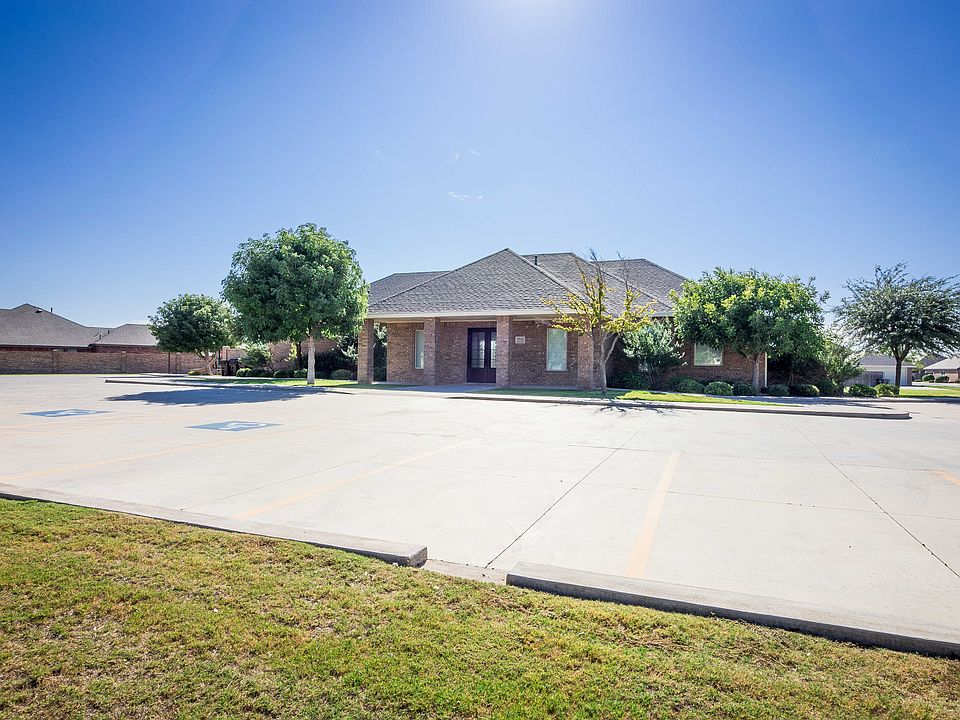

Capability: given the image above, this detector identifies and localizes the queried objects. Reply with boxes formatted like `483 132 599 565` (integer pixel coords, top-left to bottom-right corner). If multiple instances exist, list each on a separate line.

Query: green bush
253 369 273 378
766 384 790 397
675 378 705 394
315 349 356 376
666 376 694 391
293 368 307 378
848 383 877 397
922 373 935 382
329 368 354 381
241 343 273 371
814 378 840 396
704 381 733 396
731 381 755 396
273 369 293 378
935 375 950 383
608 372 649 390
875 383 899 397
789 384 820 397
236 367 252 377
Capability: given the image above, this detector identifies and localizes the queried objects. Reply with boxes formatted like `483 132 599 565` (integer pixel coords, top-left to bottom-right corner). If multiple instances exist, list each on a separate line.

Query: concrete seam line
0 484 427 567
450 395 910 420
505 563 960 658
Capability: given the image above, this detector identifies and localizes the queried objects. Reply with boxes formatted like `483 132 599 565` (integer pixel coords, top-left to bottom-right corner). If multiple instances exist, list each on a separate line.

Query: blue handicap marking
189 421 279 432
23 409 109 417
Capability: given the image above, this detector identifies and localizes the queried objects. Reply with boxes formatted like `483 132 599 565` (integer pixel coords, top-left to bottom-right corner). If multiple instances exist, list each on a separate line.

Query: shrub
241 343 273 371
935 375 950 383
315 349 356 376
187 368 207 376
875 383 899 397
330 368 354 381
293 368 307 378
236 367 253 377
666 376 694 391
815 378 840 396
922 373 935 382
848 383 877 397
704 381 733 396
789 383 820 397
766 384 790 397
675 378 705 394
731 381 755 396
253 369 273 378
273 369 293 378
608 371 649 390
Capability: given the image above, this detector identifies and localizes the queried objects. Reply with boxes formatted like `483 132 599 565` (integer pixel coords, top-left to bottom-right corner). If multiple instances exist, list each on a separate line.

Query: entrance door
467 328 497 383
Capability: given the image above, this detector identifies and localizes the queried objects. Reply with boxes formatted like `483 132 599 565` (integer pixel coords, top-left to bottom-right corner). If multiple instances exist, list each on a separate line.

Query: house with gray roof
0 304 159 351
357 248 763 389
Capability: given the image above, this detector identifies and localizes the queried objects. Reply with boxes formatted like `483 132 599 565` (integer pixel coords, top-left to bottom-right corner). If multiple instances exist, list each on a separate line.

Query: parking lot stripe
933 470 960 487
625 451 681 579
232 439 476 520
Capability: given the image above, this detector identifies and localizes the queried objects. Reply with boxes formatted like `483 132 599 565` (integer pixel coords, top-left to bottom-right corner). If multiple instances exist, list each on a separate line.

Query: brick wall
385 322 425 384
507 320 579 386
438 321 494 384
0 349 195 374
608 340 764 386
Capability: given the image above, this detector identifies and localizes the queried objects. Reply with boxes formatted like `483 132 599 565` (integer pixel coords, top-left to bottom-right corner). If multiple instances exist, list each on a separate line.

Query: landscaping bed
2 500 957 719
478 387 788 406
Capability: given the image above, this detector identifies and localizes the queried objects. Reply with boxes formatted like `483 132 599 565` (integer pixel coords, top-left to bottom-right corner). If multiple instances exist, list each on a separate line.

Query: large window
414 329 425 369
546 328 567 371
694 343 723 366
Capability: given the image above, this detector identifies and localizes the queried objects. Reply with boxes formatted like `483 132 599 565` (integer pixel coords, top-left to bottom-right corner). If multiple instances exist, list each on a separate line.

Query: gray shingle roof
367 249 686 317
369 271 446 304
0 304 157 348
922 356 960 372
859 354 915 367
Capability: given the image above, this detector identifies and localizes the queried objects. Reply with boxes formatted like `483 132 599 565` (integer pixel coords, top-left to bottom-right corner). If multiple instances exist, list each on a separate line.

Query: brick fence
0 349 196 374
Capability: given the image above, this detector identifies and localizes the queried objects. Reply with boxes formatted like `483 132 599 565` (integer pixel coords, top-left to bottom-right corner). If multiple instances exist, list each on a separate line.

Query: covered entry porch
357 315 598 389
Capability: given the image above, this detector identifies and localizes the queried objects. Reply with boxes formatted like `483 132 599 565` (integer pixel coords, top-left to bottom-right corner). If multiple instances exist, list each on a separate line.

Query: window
414 329 425 369
546 329 567 371
694 343 723 366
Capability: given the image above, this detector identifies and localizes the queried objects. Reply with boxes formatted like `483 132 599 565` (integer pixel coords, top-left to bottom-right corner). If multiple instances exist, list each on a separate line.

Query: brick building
358 249 765 389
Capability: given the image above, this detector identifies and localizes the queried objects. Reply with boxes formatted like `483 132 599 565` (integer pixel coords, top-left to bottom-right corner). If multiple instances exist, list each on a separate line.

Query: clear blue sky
2 0 958 326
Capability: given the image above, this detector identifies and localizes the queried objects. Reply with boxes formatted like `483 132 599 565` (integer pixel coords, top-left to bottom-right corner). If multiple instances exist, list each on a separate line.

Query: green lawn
478 387 787 406
900 385 960 398
2 501 956 719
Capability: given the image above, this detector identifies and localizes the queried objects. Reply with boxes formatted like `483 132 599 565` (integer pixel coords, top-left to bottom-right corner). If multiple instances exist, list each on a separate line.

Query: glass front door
467 328 497 383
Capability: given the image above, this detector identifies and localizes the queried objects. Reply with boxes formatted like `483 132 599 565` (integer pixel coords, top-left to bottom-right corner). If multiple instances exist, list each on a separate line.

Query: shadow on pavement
106 388 307 406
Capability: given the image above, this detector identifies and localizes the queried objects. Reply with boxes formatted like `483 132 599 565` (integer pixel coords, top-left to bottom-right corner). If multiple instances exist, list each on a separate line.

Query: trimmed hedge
293 368 307 378
935 375 950 383
704 381 733 396
875 383 899 397
608 372 649 390
236 367 253 377
731 381 755 396
330 368 355 381
675 378 705 394
766 384 790 397
789 384 820 397
922 373 935 382
848 383 877 398
815 379 840 396
273 369 293 378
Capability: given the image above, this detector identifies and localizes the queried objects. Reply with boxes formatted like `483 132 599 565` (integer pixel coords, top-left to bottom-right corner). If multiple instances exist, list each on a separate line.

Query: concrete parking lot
2 375 959 633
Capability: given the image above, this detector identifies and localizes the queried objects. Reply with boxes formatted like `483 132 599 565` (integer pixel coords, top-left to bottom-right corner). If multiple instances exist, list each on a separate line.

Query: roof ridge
506 249 584 298
370 250 518 306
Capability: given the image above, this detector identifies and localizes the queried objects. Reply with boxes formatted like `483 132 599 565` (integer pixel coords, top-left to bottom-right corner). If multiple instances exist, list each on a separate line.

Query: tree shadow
106 387 308 406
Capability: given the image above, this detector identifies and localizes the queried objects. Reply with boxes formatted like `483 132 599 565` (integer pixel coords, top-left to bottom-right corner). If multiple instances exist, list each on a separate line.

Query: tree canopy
836 264 960 388
622 321 683 386
818 329 863 394
222 224 367 385
148 294 235 374
671 269 824 390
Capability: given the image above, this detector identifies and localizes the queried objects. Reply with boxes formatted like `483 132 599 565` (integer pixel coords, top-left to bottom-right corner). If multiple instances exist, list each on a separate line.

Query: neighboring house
921 357 960 382
357 248 764 389
849 354 914 387
0 304 157 352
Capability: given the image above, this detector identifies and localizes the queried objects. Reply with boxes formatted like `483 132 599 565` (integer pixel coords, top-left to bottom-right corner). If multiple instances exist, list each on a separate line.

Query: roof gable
369 271 446 305
0 304 103 348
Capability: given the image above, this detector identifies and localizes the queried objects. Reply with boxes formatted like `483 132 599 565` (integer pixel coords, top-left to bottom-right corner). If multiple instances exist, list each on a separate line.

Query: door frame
466 327 497 383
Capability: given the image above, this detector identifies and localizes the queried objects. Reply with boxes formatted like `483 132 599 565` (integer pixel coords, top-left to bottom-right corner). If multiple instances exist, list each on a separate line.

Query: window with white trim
546 329 568 371
693 343 723 366
414 330 425 369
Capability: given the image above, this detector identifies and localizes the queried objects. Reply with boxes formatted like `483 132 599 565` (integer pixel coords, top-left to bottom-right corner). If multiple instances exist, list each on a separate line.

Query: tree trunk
752 354 761 392
894 355 903 389
199 352 215 375
306 333 316 386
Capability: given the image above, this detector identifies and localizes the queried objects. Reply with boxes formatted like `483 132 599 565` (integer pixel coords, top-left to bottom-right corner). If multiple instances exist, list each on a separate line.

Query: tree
836 264 960 389
621 321 683 387
818 329 862 395
542 251 653 396
222 224 367 385
241 343 273 371
671 269 825 392
148 294 235 374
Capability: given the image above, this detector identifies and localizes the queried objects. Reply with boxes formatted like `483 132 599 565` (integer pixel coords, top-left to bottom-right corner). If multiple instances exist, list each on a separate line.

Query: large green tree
148 294 235 374
836 264 960 388
222 224 367 385
818 329 862 395
671 269 825 391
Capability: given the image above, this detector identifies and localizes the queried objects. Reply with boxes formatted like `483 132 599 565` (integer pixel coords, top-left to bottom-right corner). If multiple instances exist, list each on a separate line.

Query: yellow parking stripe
933 469 960 487
625 451 681 579
233 439 476 520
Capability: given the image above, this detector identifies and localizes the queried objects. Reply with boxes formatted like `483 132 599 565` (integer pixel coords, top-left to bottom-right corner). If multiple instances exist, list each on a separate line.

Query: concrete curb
0 483 427 567
103 378 326 393
453 393 911 420
506 562 960 657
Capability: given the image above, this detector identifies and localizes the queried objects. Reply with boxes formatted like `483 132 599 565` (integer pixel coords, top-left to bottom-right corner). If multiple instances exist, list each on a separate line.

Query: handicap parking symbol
23 409 109 417
189 421 279 432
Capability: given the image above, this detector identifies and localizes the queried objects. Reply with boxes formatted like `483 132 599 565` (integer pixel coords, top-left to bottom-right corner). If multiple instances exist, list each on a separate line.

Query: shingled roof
0 304 157 348
367 249 685 318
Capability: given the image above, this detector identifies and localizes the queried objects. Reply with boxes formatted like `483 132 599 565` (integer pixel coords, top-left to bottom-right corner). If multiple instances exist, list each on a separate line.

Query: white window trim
414 329 425 369
546 328 568 372
693 343 723 367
